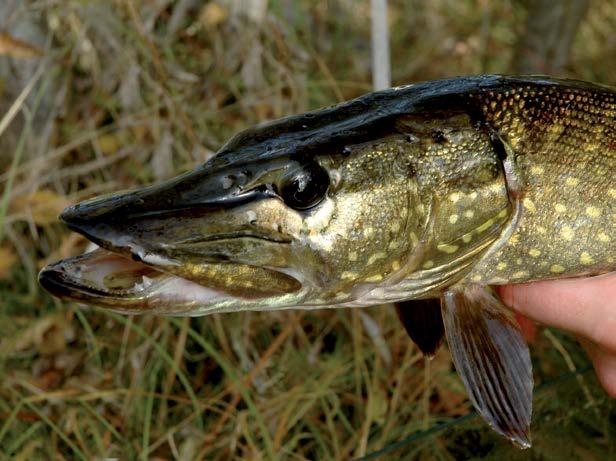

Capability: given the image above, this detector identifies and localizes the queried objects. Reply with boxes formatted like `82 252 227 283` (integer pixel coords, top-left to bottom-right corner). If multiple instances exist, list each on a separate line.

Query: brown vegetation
0 1 614 459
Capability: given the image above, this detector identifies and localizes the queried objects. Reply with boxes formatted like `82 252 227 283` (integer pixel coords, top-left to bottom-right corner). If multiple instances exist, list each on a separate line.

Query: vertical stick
371 0 391 90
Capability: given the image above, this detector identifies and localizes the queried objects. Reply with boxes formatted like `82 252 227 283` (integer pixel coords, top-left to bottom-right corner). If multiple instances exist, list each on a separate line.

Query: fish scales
466 85 615 283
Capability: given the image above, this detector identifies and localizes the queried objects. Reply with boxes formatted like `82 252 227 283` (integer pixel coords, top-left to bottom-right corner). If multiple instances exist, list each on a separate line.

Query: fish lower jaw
38 249 239 315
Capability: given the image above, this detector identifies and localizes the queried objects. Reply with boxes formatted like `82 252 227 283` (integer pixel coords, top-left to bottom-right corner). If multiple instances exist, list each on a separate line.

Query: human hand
498 274 616 397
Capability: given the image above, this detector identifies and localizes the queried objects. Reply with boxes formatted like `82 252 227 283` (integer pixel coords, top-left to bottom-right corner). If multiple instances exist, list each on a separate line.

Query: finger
579 338 616 398
498 274 616 349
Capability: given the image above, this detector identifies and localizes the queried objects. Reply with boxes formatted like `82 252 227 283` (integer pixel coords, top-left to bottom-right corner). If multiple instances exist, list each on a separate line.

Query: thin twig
370 0 391 90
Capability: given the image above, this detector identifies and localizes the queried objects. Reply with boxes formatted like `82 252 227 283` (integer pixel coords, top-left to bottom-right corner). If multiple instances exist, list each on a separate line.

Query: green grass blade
23 401 88 460
101 312 204 432
168 317 276 459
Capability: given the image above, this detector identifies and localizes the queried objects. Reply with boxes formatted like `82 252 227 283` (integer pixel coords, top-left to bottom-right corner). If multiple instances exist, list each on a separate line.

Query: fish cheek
305 187 413 292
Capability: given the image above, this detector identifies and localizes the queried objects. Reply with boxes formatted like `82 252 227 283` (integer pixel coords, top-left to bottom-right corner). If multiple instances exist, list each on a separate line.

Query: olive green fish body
466 85 615 283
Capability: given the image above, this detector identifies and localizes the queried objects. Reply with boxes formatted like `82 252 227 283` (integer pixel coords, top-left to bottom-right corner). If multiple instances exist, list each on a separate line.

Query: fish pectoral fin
441 285 533 448
395 299 444 357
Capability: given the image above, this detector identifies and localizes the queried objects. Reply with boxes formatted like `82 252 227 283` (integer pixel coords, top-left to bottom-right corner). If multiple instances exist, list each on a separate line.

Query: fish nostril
221 175 235 190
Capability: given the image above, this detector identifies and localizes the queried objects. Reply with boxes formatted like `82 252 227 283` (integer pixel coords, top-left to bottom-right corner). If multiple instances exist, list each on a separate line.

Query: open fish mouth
38 249 248 315
37 166 308 314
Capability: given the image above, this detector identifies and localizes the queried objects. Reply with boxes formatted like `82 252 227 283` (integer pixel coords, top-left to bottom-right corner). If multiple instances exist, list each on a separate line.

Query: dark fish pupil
280 162 329 210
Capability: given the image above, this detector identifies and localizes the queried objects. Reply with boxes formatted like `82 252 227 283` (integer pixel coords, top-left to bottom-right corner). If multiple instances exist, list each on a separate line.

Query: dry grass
0 1 615 459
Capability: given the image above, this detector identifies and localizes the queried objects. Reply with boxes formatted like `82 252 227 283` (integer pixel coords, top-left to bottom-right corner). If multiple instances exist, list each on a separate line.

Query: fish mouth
39 156 313 313
39 196 305 313
39 245 304 314
38 249 246 314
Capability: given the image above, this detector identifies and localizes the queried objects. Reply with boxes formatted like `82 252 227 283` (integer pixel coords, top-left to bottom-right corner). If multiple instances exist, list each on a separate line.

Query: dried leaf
95 125 146 155
32 351 84 390
13 315 69 356
0 32 43 59
0 246 17 279
200 3 228 28
12 189 70 225
95 132 126 155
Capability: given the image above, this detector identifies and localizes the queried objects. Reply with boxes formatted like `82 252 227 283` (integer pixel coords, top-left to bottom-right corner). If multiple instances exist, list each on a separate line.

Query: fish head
39 112 441 314
39 79 515 314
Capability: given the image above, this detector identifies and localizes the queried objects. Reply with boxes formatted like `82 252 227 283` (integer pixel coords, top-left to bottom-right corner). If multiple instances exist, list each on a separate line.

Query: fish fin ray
441 285 533 448
395 299 444 357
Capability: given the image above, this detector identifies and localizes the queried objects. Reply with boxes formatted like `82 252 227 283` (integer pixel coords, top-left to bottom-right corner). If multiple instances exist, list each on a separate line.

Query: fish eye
279 162 329 210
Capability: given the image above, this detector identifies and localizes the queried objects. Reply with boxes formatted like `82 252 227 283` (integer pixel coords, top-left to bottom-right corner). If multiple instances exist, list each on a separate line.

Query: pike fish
39 75 616 447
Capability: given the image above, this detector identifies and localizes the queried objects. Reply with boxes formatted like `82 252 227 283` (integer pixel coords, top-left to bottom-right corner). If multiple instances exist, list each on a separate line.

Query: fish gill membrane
39 75 616 448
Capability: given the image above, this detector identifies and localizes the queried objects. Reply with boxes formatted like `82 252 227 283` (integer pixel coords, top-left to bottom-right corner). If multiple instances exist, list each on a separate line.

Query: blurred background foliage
0 0 614 459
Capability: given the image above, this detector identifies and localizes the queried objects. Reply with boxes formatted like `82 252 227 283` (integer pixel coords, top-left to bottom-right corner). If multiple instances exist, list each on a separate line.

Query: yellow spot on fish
437 243 459 254
367 252 387 265
341 271 357 280
449 192 462 203
497 262 507 270
390 222 401 232
477 218 495 233
523 198 537 213
550 264 566 273
462 233 472 243
245 281 254 288
585 206 601 218
597 232 610 242
489 183 503 193
471 275 482 282
554 203 567 213
530 165 544 175
490 276 508 284
364 274 383 282
509 234 520 245
537 226 547 234
512 270 529 279
349 251 358 262
464 210 475 219
609 189 616 199
565 177 579 187
391 260 401 271
469 191 478 201
389 240 400 250
364 227 375 237
516 258 523 265
561 225 574 241
529 249 541 257
225 277 234 285
579 252 594 265
423 260 435 269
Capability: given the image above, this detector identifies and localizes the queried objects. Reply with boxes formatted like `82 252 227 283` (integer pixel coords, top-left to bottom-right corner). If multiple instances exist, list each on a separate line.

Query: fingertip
593 353 616 399
496 275 616 340
580 339 616 398
496 283 540 317
498 285 515 309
